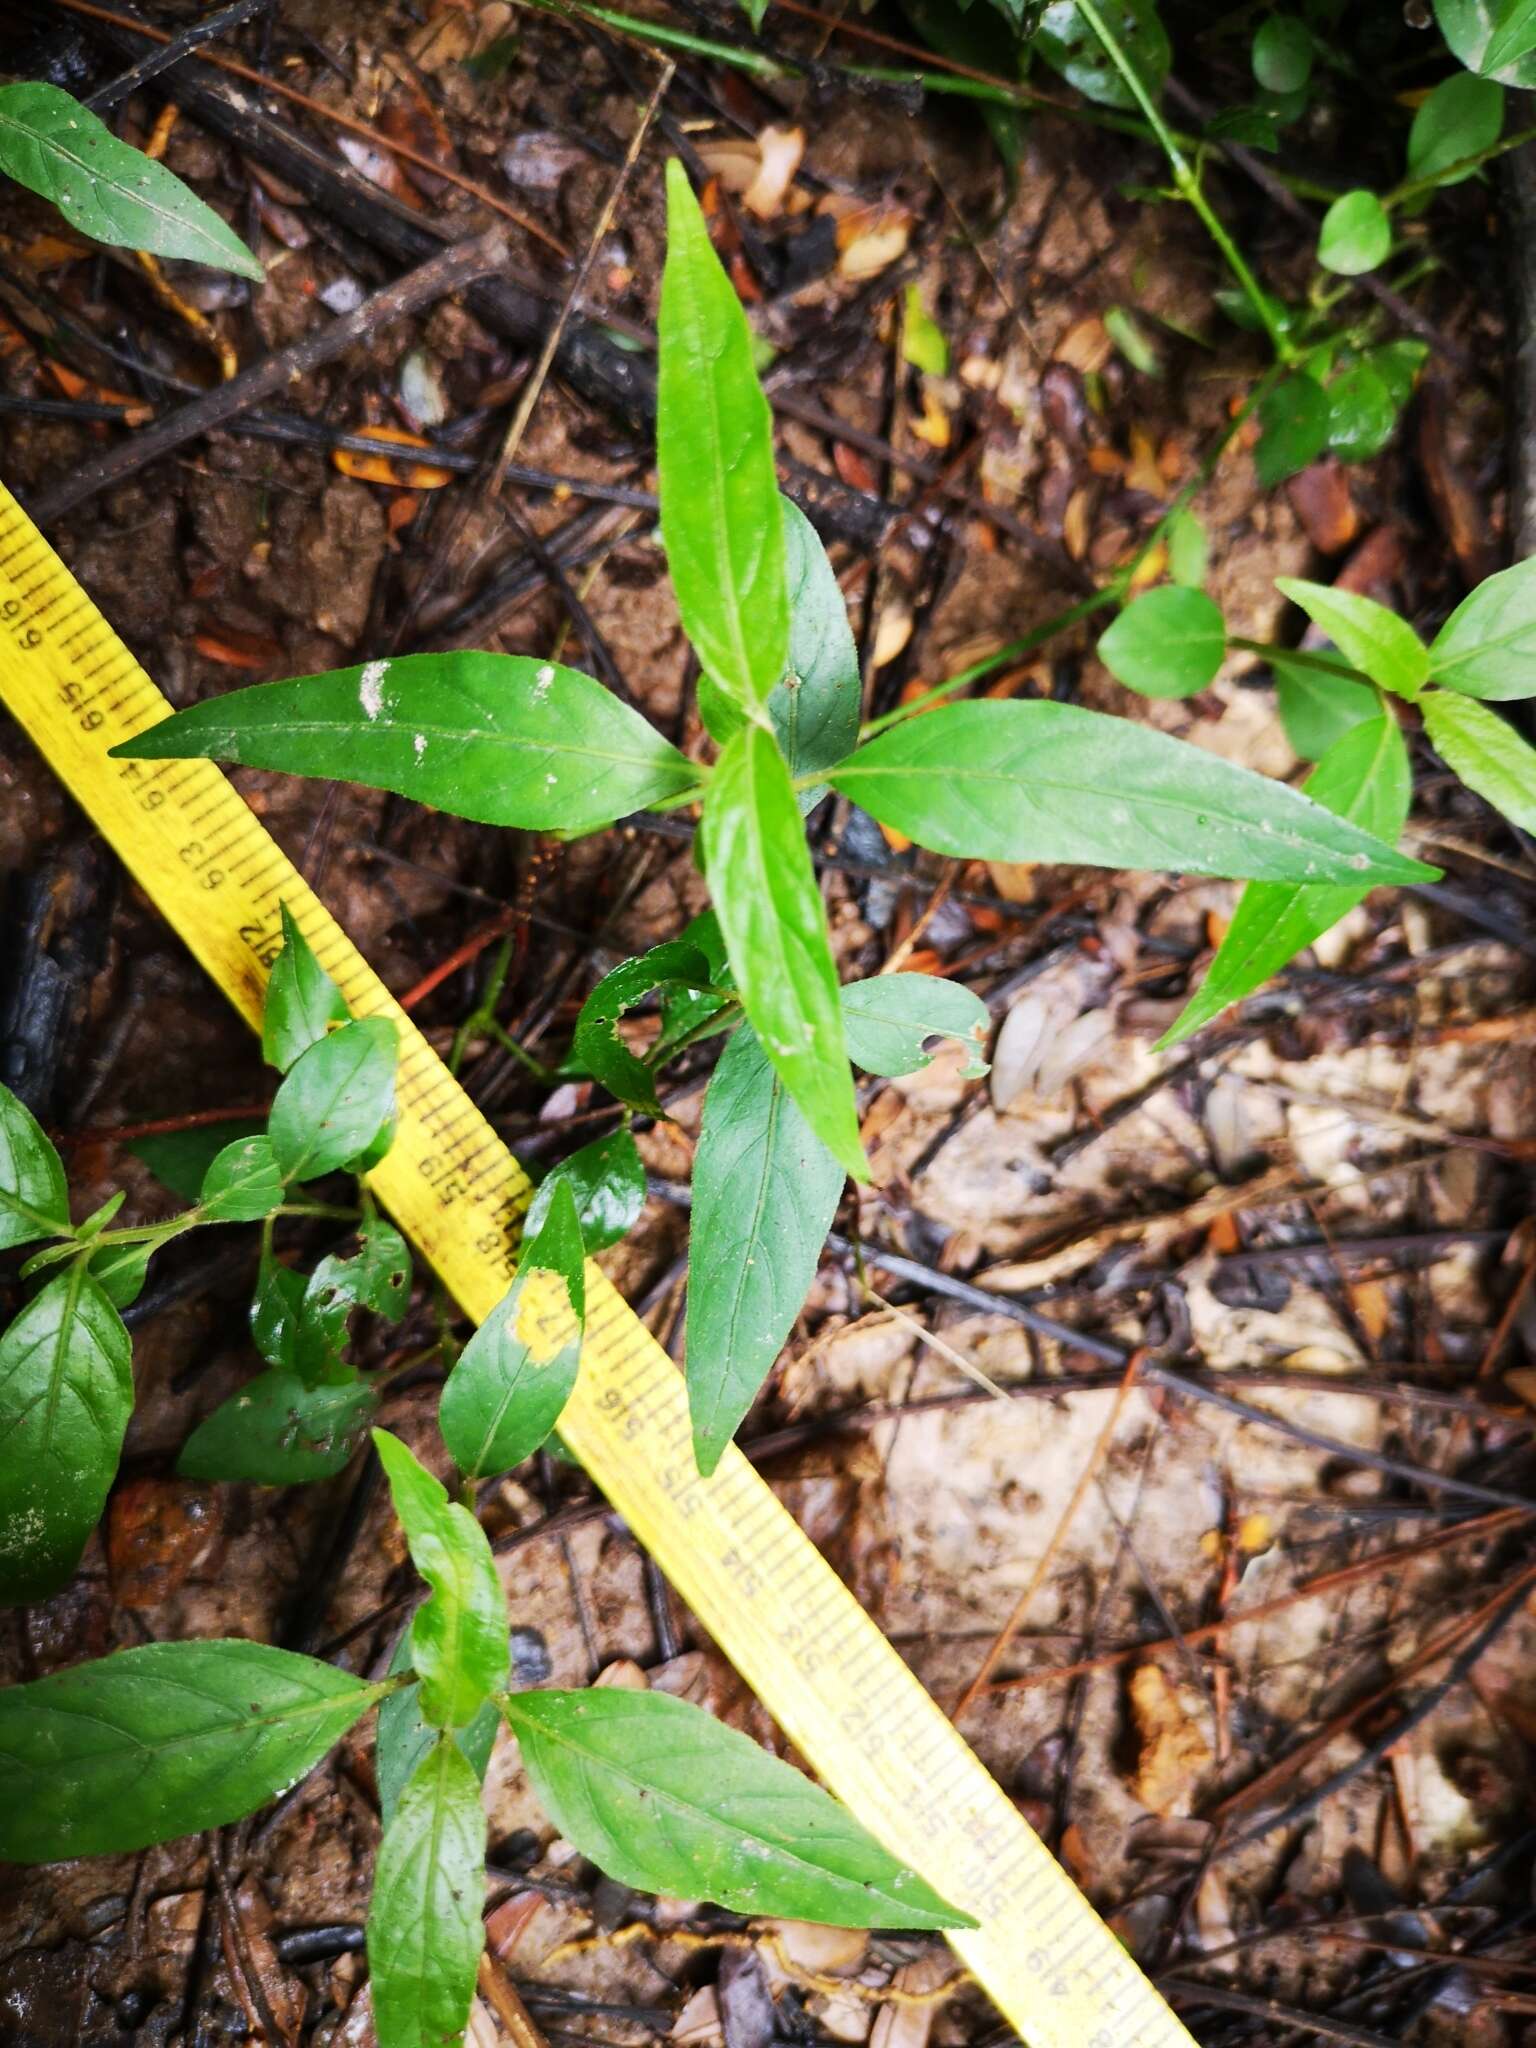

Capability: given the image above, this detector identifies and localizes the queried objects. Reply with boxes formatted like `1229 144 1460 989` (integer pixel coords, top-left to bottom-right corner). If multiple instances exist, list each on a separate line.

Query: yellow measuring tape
0 480 1193 2048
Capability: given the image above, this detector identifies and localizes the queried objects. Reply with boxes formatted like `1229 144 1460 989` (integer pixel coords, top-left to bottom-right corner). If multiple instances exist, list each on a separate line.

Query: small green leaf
1427 555 1536 698
0 83 262 279
0 1081 71 1251
701 725 865 1180
501 1687 972 1928
1318 189 1392 276
658 159 788 710
685 1025 845 1473
1273 652 1379 760
251 1247 308 1370
111 653 703 836
128 1119 264 1202
440 1180 585 1481
1366 340 1429 410
197 1135 284 1223
1408 72 1504 184
1099 586 1226 699
842 974 990 1078
696 497 864 810
572 940 718 1116
902 283 949 374
0 1640 383 1861
292 1220 414 1385
0 1267 132 1604
527 1129 645 1253
368 1735 486 2048
263 906 347 1072
1274 578 1429 700
88 1239 152 1311
377 1631 499 1830
1436 0 1536 84
269 1017 397 1182
1034 0 1171 110
1253 14 1313 92
1103 305 1161 377
1422 687 1536 833
178 1371 378 1484
1326 359 1397 464
1255 372 1331 487
373 1430 508 1725
829 699 1435 883
1159 713 1411 1047
1167 507 1208 589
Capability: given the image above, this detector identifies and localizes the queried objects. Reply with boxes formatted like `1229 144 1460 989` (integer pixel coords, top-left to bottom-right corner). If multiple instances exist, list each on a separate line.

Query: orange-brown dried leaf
107 1477 221 1608
332 423 454 488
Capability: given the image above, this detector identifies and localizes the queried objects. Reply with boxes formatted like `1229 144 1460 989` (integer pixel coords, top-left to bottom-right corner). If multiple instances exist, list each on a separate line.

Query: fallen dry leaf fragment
1127 1663 1212 1817
333 423 454 488
744 125 805 218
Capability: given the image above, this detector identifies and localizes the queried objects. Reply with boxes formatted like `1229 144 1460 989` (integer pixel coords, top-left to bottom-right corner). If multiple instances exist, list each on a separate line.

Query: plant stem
1228 637 1372 684
1072 0 1296 364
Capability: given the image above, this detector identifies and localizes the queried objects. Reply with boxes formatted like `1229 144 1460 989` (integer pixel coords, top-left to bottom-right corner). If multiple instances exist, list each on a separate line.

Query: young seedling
113 158 1433 1480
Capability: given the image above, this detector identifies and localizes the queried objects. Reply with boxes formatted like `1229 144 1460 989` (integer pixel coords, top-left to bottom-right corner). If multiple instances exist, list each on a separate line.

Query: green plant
0 81 261 279
114 159 1430 1481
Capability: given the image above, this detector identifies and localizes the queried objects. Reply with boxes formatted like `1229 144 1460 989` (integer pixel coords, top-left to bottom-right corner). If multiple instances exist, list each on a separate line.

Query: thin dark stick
85 0 270 112
28 228 509 526
1160 1979 1404 2048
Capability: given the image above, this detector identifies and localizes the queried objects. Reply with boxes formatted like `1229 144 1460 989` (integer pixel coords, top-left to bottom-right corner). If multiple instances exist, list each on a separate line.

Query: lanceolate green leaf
269 1017 397 1183
686 1025 845 1474
1422 688 1536 833
263 906 347 1071
373 1430 508 1726
1274 579 1429 700
501 1688 971 1929
1159 713 1411 1047
1427 556 1536 698
1437 0 1536 84
842 974 991 1078
829 700 1434 885
112 653 703 835
0 1267 132 1604
1484 0 1536 72
0 83 263 279
439 1180 586 1481
0 1081 71 1251
0 1640 383 1861
701 725 865 1178
658 159 788 710
368 1735 486 2048
526 1128 645 1253
1273 652 1379 760
1407 72 1504 185
178 1371 378 1485
697 496 862 805
377 1632 499 1832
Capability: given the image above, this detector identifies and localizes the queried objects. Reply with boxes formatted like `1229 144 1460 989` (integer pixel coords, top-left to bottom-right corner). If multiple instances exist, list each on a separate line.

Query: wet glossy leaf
178 1371 377 1484
263 906 347 1072
1098 586 1226 699
0 1639 383 1861
1408 71 1504 184
697 497 862 809
1160 714 1410 1047
701 725 865 1180
0 83 262 278
842 974 990 1078
1273 652 1379 760
1427 555 1536 698
373 1430 507 1726
0 1081 70 1251
572 939 718 1116
198 1135 284 1223
1034 0 1170 110
440 1180 585 1481
1437 0 1536 84
368 1735 486 2048
128 1119 263 1202
293 1221 413 1384
1422 688 1536 833
526 1129 644 1253
1484 0 1536 72
658 159 787 711
1318 189 1391 276
112 653 702 836
88 1239 152 1311
1326 359 1397 464
0 1268 132 1603
377 1629 499 1830
829 699 1433 883
251 1247 307 1370
685 1025 844 1473
269 1017 397 1182
1274 578 1429 699
1255 372 1331 487
1252 14 1312 91
1366 340 1429 410
500 1688 972 1928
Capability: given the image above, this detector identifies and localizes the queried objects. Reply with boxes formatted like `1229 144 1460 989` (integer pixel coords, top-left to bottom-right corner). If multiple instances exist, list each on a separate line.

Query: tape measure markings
0 482 1194 2048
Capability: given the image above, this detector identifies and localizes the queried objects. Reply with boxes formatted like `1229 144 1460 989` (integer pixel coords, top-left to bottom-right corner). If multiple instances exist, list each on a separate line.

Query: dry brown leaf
1286 458 1358 555
910 385 952 449
1127 1663 1212 1817
835 205 912 280
744 125 805 218
872 600 914 670
1054 315 1111 373
332 423 453 489
1063 487 1091 561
